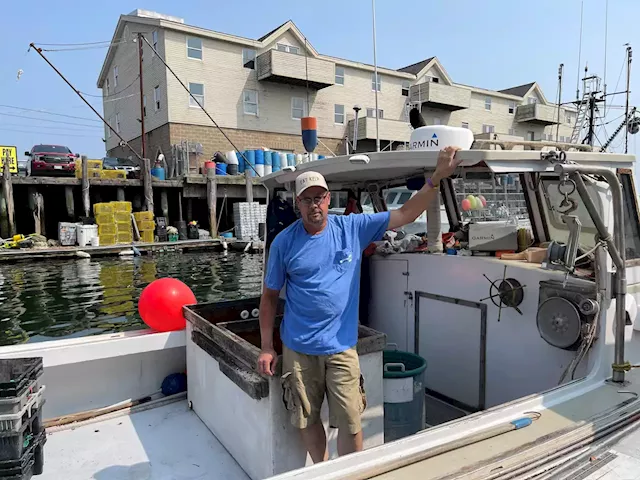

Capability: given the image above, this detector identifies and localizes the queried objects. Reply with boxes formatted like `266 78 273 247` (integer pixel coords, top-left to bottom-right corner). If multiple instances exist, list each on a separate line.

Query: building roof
257 20 291 42
498 82 536 97
397 57 435 75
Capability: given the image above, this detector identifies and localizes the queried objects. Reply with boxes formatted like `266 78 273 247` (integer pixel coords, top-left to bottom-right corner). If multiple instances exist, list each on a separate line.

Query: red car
25 144 79 176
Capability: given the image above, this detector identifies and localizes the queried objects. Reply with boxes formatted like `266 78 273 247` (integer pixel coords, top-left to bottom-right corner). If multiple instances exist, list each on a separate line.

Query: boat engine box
469 221 518 251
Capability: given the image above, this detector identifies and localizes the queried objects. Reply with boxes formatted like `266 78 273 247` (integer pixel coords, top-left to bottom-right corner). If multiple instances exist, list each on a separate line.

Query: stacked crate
94 202 116 245
233 202 267 240
75 158 102 179
0 357 46 478
134 211 155 243
100 170 127 179
113 201 133 244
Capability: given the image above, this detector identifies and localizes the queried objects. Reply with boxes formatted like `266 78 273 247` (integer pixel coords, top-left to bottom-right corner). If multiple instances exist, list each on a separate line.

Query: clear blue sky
1 0 638 158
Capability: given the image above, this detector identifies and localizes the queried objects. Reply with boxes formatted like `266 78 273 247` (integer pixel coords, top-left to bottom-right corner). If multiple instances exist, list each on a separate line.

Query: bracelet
426 177 439 189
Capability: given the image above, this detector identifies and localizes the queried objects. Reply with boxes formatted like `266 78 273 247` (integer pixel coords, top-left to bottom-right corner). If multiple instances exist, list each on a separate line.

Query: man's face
297 186 330 226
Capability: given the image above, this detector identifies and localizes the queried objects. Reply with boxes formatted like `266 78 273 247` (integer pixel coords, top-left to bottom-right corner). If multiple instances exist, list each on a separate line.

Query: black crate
0 406 43 463
0 360 43 400
0 431 45 479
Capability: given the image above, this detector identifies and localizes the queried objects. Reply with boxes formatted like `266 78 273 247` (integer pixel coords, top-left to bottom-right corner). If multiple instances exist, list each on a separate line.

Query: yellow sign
0 146 18 174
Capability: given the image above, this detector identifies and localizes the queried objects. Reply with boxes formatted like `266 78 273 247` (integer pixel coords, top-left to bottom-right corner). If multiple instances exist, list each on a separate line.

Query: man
257 146 462 463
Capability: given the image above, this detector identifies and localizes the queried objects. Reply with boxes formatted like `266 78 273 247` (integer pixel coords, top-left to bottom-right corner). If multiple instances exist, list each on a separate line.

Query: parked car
25 144 78 176
17 159 30 176
102 157 141 178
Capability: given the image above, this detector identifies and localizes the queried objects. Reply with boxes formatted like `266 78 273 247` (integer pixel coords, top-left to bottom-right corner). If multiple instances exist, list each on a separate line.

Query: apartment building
98 10 576 162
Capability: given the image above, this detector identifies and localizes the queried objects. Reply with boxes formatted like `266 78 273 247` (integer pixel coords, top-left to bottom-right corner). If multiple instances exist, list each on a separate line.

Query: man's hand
257 348 278 376
432 146 463 183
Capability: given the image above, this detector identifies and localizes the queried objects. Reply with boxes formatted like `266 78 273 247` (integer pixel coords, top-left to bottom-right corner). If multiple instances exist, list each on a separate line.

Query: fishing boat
2 135 640 480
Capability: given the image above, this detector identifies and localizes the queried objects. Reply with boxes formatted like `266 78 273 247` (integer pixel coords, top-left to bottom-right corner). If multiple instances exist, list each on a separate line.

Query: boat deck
40 400 249 480
584 428 640 480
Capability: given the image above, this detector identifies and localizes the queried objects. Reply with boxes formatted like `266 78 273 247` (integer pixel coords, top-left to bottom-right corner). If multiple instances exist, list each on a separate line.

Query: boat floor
580 429 640 480
40 400 249 480
373 369 640 480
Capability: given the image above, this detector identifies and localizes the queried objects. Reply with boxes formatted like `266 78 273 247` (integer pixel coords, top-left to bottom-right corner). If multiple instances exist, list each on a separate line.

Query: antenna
556 63 564 142
625 44 632 153
603 0 609 97
576 0 584 100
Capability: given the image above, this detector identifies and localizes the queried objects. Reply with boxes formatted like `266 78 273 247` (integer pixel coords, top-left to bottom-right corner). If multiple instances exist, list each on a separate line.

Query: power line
34 40 120 46
0 105 102 122
0 122 104 133
0 127 100 138
79 75 140 98
0 112 103 128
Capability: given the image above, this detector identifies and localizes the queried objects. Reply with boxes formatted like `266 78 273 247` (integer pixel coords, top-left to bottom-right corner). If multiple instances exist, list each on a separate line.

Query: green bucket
383 350 427 378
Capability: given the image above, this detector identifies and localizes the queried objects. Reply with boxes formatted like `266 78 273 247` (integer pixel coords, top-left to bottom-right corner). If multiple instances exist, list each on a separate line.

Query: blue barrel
286 153 295 167
264 151 273 166
255 149 265 165
244 150 255 177
318 155 325 160
215 163 227 175
238 151 246 173
151 166 165 180
272 151 281 171
383 350 427 443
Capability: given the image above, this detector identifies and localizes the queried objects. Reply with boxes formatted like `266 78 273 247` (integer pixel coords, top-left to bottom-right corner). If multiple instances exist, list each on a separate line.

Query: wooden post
28 187 44 236
143 158 154 213
160 189 169 221
187 198 193 222
1 161 16 236
116 188 125 202
133 194 142 211
245 171 253 203
178 191 183 221
65 186 75 219
0 193 9 239
207 166 218 237
81 155 90 217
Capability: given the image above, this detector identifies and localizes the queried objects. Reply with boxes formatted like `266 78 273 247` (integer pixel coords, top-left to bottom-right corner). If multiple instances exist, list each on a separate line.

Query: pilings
1 161 15 237
81 155 90 217
245 171 253 203
142 158 154 213
207 166 218 238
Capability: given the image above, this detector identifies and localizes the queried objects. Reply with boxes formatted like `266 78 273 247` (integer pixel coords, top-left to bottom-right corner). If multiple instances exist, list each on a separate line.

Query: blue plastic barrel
215 163 227 175
151 166 165 180
383 350 427 442
318 155 325 160
286 153 295 167
272 151 281 171
264 151 273 166
244 150 255 177
255 149 265 165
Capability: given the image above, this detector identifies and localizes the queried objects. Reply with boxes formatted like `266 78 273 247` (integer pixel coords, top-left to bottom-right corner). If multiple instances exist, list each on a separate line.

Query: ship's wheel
479 265 525 321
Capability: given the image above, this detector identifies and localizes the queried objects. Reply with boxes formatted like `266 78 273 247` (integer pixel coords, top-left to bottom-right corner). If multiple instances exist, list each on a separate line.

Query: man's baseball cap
295 171 328 197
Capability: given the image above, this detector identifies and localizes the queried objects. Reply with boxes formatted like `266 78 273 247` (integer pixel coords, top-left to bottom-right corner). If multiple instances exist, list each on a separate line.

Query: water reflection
0 252 263 346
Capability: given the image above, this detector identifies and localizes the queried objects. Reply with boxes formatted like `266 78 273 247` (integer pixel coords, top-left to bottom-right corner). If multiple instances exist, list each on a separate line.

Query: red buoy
138 278 196 332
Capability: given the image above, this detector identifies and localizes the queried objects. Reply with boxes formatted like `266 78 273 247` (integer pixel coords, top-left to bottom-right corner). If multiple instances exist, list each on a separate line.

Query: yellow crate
87 159 102 169
94 203 114 216
137 220 155 231
95 213 115 224
112 201 132 213
117 231 133 244
139 230 154 243
100 170 127 179
99 233 116 245
116 221 132 233
114 212 130 223
75 167 101 179
133 211 154 223
98 224 117 236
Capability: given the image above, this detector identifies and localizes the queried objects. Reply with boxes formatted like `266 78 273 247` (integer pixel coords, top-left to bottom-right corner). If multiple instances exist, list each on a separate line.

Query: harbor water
0 252 263 346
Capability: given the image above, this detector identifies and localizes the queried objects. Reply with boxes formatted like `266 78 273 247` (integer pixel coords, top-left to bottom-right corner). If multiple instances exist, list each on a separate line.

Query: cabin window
619 172 640 260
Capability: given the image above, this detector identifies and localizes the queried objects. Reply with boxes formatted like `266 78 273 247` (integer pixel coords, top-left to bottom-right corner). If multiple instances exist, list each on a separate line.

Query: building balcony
409 82 470 111
256 49 335 90
347 117 411 143
515 103 560 125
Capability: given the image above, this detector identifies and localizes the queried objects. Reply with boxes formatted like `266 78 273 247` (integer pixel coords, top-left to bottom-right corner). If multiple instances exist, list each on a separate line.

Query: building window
401 81 410 97
433 117 441 125
187 36 203 60
152 30 158 51
366 108 383 119
154 85 160 111
189 82 204 108
461 122 469 129
482 124 495 134
143 95 147 117
566 112 572 124
527 131 535 141
484 97 491 110
559 136 566 143
508 128 515 136
335 66 345 85
426 75 439 83
115 113 121 133
528 97 537 104
276 43 299 54
508 101 515 114
334 104 345 124
105 78 110 95
243 89 258 115
371 73 381 92
291 97 307 119
242 49 256 69
113 66 118 87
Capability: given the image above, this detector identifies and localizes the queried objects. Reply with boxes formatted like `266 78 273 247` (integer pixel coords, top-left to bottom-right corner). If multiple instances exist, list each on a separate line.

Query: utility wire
0 112 103 128
0 122 105 132
0 105 102 122
79 75 140 98
34 40 122 46
0 127 99 138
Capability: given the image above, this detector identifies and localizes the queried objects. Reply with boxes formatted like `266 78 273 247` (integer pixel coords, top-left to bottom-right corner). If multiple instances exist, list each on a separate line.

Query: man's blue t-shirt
264 212 390 355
